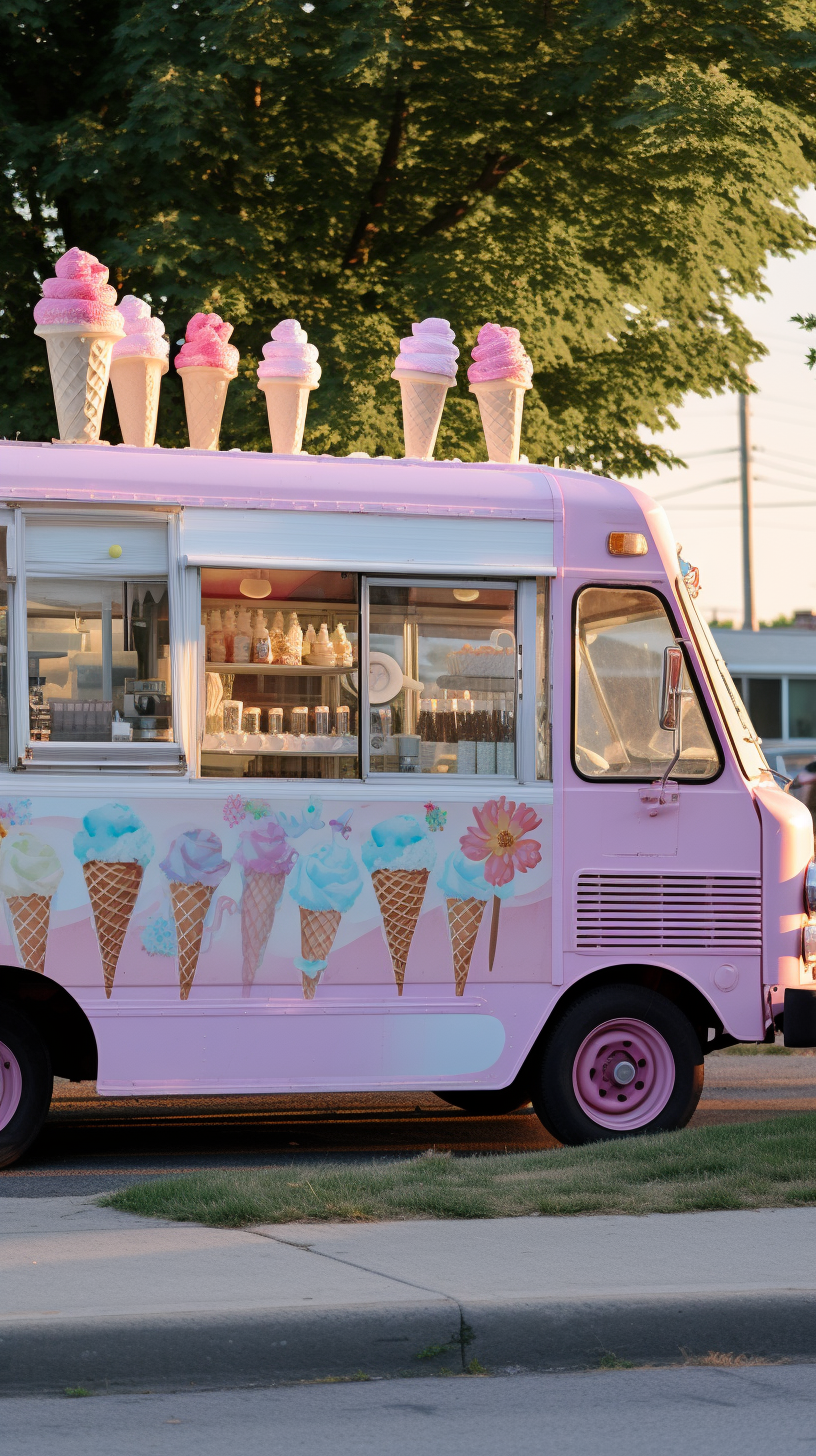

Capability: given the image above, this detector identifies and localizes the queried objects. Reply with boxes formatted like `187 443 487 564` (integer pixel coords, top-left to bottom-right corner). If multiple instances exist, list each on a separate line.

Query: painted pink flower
460 797 542 888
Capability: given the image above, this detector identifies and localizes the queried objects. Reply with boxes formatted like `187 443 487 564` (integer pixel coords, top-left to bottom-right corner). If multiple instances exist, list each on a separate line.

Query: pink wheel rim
572 1017 675 1131
0 1040 23 1132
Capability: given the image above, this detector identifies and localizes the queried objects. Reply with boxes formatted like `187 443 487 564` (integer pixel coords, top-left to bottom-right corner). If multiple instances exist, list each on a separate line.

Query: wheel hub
0 1040 23 1133
572 1018 675 1131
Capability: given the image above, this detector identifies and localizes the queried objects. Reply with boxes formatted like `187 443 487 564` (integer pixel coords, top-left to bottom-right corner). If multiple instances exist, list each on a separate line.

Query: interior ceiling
201 569 356 602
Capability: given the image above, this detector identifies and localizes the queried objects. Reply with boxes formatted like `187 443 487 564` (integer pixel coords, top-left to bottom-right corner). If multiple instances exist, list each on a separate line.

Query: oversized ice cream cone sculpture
175 312 240 451
256 320 321 454
469 378 531 464
391 371 452 460
467 323 534 464
446 896 486 997
32 247 124 444
370 869 429 995
110 356 168 447
35 323 122 444
391 318 459 461
168 880 214 1000
83 861 144 997
258 377 317 453
178 365 233 450
240 868 286 991
6 894 53 976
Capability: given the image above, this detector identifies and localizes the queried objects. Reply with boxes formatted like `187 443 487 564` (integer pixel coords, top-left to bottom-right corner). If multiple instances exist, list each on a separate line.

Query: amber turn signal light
608 532 648 557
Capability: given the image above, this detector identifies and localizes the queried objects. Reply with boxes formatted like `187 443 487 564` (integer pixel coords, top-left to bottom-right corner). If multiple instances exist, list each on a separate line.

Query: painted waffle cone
300 906 342 964
240 869 286 991
258 377 317 454
391 370 452 460
302 971 318 1000
469 378 531 463
169 881 214 1000
35 322 121 443
177 365 233 450
445 896 487 997
110 355 167 448
83 860 144 998
370 868 429 995
6 893 53 976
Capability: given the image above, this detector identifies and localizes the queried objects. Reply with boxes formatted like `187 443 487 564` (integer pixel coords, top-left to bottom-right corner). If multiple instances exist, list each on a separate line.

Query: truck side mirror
659 645 684 730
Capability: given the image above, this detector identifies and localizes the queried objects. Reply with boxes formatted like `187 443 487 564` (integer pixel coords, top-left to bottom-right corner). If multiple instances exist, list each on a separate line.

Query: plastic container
222 700 243 733
291 706 309 735
243 707 261 734
314 706 330 735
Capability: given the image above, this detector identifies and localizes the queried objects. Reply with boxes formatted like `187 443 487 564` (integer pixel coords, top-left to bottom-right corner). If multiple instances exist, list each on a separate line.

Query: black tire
435 1076 531 1116
531 984 703 1146
0 1004 53 1169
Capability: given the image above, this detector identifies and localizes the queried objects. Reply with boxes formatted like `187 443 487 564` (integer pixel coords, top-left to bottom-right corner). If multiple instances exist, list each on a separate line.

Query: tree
2 0 815 471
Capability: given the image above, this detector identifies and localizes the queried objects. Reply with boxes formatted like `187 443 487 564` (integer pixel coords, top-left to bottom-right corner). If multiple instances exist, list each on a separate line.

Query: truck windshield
674 572 768 781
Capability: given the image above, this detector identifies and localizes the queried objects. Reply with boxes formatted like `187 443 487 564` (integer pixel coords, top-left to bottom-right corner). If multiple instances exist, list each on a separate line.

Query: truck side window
27 578 172 747
200 567 359 781
574 586 719 782
367 580 517 776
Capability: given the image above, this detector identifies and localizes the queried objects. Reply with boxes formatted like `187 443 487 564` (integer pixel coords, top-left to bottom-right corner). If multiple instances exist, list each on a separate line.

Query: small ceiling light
453 588 480 602
607 532 648 557
239 570 273 598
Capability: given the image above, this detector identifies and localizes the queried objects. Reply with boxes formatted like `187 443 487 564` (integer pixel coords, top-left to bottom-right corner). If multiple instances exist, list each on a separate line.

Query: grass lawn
101 1113 816 1228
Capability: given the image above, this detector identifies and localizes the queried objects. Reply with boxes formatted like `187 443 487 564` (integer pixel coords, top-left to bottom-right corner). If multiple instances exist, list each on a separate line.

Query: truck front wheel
531 985 703 1145
0 1004 53 1169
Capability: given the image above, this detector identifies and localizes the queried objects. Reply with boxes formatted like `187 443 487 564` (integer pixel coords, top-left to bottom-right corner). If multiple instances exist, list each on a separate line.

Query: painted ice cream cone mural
33 246 124 444
74 804 154 997
460 797 543 972
110 295 170 447
0 834 63 976
362 815 437 996
391 318 458 459
234 817 297 996
467 323 533 464
175 312 239 450
289 810 362 999
437 850 512 997
160 830 230 1000
257 319 321 454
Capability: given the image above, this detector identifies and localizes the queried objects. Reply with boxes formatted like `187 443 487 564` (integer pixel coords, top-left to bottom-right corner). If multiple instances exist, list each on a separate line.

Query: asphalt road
2 1051 814 1197
1 1366 814 1456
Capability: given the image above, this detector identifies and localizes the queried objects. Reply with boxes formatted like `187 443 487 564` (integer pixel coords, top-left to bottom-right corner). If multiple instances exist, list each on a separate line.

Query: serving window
200 568 359 780
27 578 173 747
367 580 518 777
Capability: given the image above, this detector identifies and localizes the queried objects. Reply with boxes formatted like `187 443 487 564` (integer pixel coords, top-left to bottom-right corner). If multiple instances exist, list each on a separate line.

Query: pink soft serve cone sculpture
257 319 321 454
468 323 533 463
110 296 170 447
33 246 124 443
391 318 458 459
175 312 239 450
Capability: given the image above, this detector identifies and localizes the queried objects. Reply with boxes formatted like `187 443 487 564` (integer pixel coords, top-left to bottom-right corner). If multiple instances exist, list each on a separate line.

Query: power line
653 475 740 502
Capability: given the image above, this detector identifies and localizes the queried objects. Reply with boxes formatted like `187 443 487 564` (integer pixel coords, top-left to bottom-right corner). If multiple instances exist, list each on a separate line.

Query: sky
625 187 816 627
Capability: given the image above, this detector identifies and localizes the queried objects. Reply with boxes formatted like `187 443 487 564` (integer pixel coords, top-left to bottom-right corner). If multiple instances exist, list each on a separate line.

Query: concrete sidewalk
0 1196 814 1392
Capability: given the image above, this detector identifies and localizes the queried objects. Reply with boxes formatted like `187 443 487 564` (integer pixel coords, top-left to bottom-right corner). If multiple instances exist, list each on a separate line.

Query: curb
0 1292 814 1394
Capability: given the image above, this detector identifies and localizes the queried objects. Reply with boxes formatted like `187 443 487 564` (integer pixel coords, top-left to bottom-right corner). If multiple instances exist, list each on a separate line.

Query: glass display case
200 568 359 779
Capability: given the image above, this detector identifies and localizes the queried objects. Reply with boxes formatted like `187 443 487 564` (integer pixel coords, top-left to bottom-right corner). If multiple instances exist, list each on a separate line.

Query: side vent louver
576 873 762 951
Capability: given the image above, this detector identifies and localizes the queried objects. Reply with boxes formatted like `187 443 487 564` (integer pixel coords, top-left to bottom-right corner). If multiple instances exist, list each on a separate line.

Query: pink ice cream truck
1 281 815 1168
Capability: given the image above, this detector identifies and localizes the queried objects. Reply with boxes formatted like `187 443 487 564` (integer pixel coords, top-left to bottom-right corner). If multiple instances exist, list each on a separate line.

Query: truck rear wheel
0 1004 53 1169
531 985 703 1145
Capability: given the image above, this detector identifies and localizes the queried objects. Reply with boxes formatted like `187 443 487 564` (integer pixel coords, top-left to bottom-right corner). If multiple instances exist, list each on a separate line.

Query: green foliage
792 311 816 371
2 1 816 469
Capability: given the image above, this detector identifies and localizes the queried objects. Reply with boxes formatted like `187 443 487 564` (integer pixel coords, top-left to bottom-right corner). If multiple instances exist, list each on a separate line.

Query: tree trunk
342 88 408 268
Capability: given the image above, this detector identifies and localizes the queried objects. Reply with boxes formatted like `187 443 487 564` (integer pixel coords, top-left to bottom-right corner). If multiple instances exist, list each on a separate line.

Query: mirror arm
657 689 692 803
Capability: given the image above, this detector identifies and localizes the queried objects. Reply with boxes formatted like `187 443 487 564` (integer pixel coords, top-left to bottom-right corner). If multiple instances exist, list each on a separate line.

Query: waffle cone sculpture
6 894 53 976
168 881 214 1000
445 896 487 996
468 378 531 464
32 247 124 444
256 320 321 454
391 371 452 460
110 356 168 447
370 869 429 995
83 861 144 997
175 312 240 451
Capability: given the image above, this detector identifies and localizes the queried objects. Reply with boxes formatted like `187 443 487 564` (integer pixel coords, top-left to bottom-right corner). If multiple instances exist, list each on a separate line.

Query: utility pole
739 387 758 631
